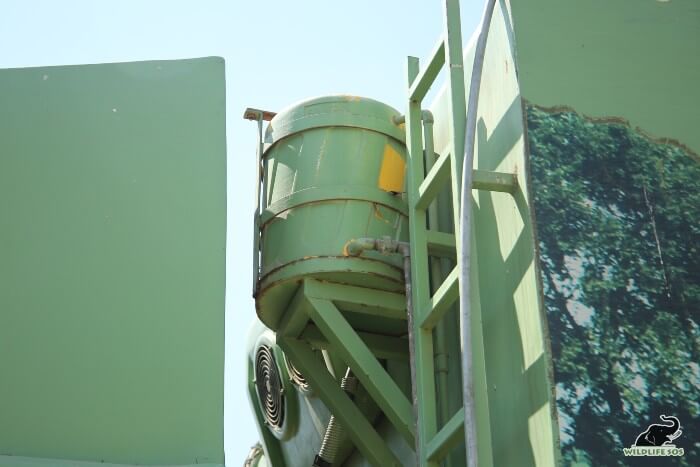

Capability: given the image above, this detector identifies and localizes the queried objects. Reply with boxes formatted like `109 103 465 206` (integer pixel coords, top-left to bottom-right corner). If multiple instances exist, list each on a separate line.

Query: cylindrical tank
256 95 408 331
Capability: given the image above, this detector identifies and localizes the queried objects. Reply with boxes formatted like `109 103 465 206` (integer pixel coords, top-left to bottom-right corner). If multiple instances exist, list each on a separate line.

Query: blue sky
0 1 484 463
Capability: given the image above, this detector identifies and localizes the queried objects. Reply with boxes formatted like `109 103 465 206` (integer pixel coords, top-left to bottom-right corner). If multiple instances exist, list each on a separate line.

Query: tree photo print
526 105 699 466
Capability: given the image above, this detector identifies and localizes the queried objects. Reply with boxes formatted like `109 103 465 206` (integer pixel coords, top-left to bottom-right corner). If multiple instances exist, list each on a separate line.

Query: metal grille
255 345 285 430
285 354 310 392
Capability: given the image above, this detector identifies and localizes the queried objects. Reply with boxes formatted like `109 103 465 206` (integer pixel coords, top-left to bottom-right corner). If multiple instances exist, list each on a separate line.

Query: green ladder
404 1 517 465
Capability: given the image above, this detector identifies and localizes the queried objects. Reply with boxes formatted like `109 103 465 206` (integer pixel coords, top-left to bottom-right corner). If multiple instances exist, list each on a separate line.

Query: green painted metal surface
305 297 414 446
281 281 414 467
509 0 700 464
245 323 330 467
256 96 409 331
405 0 560 465
247 1 560 465
248 272 420 467
0 456 224 467
247 1 699 466
0 58 226 466
510 0 700 156
403 1 484 464
459 1 558 464
468 2 559 464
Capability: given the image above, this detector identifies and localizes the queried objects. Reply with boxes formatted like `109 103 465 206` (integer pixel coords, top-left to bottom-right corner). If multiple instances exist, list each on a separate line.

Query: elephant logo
633 415 683 447
623 415 684 457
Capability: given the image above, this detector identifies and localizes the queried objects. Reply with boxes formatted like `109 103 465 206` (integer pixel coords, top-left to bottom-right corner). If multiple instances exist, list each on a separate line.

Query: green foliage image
526 106 700 466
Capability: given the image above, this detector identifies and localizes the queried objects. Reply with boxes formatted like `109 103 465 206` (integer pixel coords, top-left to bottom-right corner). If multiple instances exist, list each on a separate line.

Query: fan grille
285 354 310 392
255 345 284 430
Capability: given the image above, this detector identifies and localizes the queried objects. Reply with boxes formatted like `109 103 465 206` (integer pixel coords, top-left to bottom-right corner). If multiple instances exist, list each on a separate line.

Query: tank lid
264 95 405 147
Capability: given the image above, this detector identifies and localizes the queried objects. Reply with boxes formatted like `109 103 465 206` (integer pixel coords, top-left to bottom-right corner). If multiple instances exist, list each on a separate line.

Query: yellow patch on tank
377 144 406 193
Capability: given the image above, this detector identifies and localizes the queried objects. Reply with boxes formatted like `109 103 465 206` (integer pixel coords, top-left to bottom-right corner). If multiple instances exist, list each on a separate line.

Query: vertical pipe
460 1 497 466
405 55 430 465
252 116 264 295
423 112 452 467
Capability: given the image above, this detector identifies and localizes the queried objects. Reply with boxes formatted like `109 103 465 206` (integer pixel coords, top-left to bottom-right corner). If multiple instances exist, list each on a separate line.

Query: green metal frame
404 1 517 465
249 3 529 465
275 279 414 467
243 107 276 295
0 57 227 466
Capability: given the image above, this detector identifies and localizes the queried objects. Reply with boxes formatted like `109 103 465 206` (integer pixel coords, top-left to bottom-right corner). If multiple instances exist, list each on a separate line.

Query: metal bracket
243 107 276 296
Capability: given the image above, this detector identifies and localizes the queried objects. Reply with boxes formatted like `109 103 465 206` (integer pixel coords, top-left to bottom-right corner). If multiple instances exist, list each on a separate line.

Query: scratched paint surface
256 96 409 332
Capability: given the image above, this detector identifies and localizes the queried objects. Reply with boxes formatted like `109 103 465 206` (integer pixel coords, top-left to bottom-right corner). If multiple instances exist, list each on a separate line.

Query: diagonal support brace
279 338 402 467
306 297 416 447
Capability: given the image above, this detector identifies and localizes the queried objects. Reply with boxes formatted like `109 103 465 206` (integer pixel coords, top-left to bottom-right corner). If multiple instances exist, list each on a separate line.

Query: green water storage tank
256 95 408 331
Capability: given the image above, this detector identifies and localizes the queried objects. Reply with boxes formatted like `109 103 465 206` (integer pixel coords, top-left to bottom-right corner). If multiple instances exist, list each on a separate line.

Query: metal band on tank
260 186 408 226
258 256 405 288
263 95 406 149
259 96 409 227
265 120 405 149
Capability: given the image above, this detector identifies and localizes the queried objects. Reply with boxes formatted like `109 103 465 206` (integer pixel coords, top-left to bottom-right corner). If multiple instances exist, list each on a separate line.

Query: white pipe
459 0 497 466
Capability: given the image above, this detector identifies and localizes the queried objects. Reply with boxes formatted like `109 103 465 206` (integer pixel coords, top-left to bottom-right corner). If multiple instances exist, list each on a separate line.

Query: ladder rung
419 265 459 330
425 407 465 462
472 169 518 194
416 151 451 210
409 39 446 102
426 230 456 258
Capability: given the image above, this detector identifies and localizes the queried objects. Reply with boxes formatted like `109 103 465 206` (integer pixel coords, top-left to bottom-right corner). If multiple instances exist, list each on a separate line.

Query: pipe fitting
343 236 408 257
342 237 378 257
393 110 433 125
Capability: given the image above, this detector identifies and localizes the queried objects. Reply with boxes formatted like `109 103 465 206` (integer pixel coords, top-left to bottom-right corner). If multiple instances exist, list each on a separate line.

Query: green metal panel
468 3 558 464
460 1 557 463
404 55 440 467
281 338 403 467
305 297 414 446
406 0 559 465
256 96 409 331
247 275 419 467
245 322 333 467
510 1 700 464
0 58 226 466
0 457 224 467
510 0 700 156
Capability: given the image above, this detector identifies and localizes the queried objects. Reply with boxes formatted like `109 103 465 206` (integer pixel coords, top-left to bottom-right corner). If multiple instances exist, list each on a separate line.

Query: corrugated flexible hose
313 368 358 467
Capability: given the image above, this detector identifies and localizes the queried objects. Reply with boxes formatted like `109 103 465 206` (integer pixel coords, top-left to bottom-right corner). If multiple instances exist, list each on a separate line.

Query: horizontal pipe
394 110 433 126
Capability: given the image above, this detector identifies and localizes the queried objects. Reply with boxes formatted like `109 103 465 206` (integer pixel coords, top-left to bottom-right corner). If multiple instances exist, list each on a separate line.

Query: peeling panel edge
523 99 700 162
